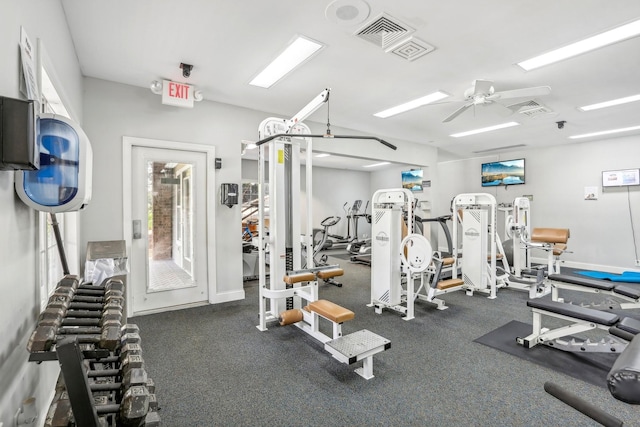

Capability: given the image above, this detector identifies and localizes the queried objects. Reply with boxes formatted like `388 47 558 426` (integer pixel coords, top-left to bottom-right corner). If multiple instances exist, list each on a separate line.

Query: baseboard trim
210 290 245 304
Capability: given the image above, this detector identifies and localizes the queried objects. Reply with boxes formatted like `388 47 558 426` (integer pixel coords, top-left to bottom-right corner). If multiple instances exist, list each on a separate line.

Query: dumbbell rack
26 275 161 426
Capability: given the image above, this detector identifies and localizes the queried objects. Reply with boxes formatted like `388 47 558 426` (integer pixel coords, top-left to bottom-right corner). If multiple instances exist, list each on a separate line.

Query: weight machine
369 188 417 318
452 193 505 299
255 89 391 379
495 197 550 298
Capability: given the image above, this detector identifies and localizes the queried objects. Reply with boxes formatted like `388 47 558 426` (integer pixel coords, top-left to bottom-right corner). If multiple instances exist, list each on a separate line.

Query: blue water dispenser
15 114 92 212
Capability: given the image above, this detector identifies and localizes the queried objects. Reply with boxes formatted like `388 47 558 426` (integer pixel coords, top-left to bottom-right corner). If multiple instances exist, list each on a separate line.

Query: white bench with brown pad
529 227 570 275
277 270 390 380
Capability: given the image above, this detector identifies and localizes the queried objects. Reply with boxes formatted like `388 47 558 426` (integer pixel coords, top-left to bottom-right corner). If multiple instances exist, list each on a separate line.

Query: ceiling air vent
356 13 415 50
473 144 527 154
389 37 435 61
508 100 554 118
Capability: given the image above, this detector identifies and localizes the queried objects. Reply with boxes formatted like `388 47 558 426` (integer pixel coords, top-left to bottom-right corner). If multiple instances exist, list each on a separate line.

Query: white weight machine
500 197 531 277
368 188 420 318
369 188 468 317
255 89 391 379
452 193 505 299
495 198 550 298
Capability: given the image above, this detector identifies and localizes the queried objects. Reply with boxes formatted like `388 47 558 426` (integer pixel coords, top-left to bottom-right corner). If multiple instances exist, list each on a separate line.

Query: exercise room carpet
474 320 618 388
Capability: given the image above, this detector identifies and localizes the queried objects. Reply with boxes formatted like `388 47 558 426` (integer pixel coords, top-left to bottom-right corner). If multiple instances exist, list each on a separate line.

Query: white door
129 144 209 315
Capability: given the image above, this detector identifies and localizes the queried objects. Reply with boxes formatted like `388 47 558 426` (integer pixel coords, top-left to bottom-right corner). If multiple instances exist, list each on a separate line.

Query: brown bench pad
307 299 354 323
437 278 464 290
316 268 344 280
283 272 316 285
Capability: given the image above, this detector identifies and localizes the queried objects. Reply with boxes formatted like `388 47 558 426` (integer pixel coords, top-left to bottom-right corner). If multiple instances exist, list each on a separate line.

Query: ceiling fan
443 79 551 123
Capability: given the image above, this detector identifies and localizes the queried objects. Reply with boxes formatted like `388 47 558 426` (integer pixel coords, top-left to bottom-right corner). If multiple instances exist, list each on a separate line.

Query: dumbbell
27 316 123 353
87 354 146 383
49 386 151 427
56 276 125 295
28 296 127 352
27 317 124 352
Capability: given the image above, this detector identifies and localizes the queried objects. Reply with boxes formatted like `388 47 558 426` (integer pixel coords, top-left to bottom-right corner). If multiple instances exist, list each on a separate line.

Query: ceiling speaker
325 0 370 26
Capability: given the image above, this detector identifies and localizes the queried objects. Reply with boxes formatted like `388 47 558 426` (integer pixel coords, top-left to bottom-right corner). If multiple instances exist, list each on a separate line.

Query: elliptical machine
306 216 342 287
347 201 371 255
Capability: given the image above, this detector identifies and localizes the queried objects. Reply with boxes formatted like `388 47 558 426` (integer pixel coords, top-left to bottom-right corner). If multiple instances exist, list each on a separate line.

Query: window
37 46 76 307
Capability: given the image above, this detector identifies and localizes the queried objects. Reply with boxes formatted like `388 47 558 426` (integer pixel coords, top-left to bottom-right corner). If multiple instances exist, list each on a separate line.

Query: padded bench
550 273 640 308
283 267 345 287
527 299 619 326
520 299 640 352
307 299 354 324
436 278 464 290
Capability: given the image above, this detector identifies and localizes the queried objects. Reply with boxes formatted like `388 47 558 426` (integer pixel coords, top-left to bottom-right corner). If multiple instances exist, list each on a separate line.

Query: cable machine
255 89 392 379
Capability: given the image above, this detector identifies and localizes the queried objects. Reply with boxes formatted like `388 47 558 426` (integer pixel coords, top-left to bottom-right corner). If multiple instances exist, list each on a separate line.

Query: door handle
132 220 142 239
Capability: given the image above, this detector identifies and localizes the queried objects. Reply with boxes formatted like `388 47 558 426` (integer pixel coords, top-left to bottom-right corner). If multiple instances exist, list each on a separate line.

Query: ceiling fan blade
443 102 473 123
488 86 551 101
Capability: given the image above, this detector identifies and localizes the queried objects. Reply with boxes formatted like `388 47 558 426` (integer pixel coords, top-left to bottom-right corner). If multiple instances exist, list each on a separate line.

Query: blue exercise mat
577 270 640 283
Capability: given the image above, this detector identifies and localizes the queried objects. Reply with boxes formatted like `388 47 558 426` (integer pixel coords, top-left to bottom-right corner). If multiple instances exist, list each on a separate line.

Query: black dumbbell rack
26 275 160 426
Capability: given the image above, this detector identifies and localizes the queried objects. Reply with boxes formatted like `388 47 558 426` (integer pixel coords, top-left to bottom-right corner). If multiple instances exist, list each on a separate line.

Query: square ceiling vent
508 100 554 118
389 36 435 61
356 13 415 50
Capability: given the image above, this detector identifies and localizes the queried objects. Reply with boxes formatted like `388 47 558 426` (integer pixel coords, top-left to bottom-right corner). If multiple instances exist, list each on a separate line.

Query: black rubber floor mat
474 320 619 388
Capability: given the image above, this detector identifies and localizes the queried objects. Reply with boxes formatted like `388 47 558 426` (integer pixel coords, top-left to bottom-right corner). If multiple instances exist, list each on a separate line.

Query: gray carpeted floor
131 255 640 426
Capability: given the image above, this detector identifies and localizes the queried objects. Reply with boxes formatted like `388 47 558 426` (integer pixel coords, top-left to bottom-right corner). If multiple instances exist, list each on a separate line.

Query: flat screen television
481 158 525 187
602 168 640 187
402 169 423 192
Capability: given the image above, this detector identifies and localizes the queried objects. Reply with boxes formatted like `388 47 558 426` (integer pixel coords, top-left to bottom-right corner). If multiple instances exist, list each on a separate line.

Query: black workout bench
550 273 640 309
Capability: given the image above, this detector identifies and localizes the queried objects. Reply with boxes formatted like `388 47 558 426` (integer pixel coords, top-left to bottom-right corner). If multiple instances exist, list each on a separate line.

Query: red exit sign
161 80 194 108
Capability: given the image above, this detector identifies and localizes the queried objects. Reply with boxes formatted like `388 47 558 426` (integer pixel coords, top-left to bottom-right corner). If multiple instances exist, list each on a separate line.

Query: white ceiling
60 1 640 169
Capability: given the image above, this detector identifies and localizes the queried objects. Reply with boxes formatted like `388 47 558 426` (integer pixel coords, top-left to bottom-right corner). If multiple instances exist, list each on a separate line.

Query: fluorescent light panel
363 162 390 168
374 91 449 118
250 36 324 88
569 125 640 139
315 153 331 158
518 18 640 71
579 94 640 111
450 122 520 138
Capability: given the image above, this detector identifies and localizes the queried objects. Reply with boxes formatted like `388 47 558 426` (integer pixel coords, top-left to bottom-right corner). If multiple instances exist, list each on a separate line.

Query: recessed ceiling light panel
517 18 640 71
249 36 324 88
579 94 640 111
374 91 449 118
450 122 520 138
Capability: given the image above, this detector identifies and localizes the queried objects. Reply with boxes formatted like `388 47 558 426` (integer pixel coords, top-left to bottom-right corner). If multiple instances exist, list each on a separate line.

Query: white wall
436 136 640 271
80 77 259 300
0 1 83 425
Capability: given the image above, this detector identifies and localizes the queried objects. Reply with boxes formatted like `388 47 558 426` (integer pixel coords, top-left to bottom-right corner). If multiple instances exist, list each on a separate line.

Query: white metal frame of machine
494 197 550 298
255 90 390 379
369 188 418 318
500 197 531 277
452 193 503 299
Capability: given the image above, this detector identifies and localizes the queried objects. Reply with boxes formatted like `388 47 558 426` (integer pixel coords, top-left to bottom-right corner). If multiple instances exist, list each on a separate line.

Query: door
129 145 209 315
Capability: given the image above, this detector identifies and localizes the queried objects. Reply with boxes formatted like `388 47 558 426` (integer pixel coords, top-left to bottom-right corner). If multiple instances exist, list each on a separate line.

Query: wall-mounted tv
602 168 640 187
481 158 525 187
402 169 423 192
